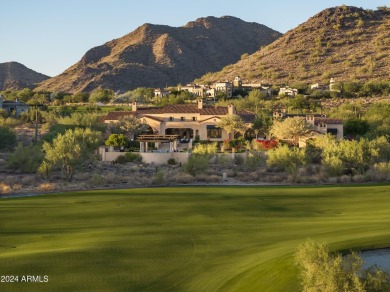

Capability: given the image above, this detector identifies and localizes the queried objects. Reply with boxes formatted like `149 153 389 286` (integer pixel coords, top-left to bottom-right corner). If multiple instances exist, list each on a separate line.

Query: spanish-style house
273 110 344 147
104 99 255 142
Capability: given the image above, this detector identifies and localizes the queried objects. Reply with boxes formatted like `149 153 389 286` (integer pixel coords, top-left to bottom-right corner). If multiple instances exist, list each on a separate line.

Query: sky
1 0 387 77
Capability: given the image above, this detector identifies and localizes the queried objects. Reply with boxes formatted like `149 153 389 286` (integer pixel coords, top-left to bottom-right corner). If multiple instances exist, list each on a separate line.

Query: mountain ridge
197 6 390 85
0 62 49 91
35 16 281 93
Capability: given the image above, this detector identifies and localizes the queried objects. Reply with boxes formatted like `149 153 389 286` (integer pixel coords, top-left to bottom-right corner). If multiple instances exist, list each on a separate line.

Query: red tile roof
103 104 255 122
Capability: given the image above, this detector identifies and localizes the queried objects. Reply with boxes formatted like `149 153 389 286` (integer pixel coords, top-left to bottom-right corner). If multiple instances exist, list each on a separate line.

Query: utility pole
34 105 38 143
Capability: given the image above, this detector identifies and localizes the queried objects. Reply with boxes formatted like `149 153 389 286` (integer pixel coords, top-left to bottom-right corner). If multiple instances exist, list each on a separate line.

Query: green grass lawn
1 185 390 291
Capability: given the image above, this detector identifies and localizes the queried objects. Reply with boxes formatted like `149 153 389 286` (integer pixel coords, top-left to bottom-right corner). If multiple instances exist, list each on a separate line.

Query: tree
267 144 306 172
6 144 44 173
252 112 272 138
270 117 312 146
40 128 102 181
344 118 370 137
105 134 128 148
0 126 17 151
295 239 388 292
89 87 114 104
217 114 246 140
116 115 150 140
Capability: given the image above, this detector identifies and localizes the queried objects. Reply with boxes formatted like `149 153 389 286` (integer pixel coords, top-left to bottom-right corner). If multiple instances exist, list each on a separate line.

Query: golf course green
1 184 390 291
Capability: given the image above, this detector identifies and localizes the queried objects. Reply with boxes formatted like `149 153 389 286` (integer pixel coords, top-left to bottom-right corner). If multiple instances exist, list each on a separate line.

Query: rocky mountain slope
198 6 390 85
0 62 49 91
35 16 281 93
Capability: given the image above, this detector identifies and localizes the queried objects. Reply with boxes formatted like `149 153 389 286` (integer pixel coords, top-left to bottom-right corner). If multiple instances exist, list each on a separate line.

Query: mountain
35 16 281 93
0 62 49 91
198 6 390 85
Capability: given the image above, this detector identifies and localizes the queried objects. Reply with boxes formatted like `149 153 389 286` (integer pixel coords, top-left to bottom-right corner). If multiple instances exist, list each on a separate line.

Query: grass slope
1 185 390 291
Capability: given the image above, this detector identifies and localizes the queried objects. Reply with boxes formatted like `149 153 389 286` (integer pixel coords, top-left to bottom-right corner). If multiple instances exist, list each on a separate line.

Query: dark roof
2 100 29 107
104 104 255 122
314 117 343 125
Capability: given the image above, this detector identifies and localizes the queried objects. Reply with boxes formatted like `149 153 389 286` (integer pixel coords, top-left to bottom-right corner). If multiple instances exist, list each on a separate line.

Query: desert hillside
198 6 390 85
36 16 281 93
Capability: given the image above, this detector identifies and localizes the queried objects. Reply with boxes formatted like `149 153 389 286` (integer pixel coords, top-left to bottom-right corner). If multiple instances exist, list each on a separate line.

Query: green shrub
6 144 44 173
167 158 176 165
245 152 264 171
183 154 209 175
192 142 218 154
267 145 306 172
0 126 17 151
295 239 388 291
125 152 142 163
114 153 142 164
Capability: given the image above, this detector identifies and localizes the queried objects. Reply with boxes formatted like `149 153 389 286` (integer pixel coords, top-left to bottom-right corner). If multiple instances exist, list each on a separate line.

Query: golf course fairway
1 184 390 291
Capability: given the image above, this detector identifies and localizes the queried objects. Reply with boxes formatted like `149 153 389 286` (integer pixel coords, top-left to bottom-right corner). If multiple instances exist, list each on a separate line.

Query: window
192 117 196 121
169 117 173 121
181 117 184 121
207 125 222 138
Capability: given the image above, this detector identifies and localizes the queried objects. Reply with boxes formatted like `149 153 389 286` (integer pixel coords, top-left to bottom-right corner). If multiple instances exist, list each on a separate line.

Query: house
103 100 255 142
0 95 30 118
154 88 170 98
279 86 298 97
273 110 344 143
180 84 207 98
214 81 233 98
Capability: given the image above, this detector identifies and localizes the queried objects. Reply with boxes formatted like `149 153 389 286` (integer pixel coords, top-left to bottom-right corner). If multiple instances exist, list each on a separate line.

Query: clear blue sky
1 0 387 77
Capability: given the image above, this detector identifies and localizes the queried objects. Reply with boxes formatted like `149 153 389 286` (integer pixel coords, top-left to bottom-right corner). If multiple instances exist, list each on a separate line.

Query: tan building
104 100 255 142
273 110 344 141
214 81 233 98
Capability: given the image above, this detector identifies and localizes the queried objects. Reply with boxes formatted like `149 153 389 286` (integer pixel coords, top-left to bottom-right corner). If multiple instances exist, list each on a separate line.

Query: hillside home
0 95 30 118
233 76 271 96
279 87 298 97
214 81 233 98
273 110 344 142
154 88 170 98
104 100 255 142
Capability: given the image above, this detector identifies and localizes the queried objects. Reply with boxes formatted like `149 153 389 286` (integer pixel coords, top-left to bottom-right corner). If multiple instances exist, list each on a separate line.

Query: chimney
228 104 236 115
197 99 203 109
132 101 137 112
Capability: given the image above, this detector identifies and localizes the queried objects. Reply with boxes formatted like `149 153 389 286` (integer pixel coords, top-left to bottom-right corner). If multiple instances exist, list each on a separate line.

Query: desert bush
244 152 264 171
295 239 388 292
338 175 351 183
37 183 56 192
0 126 17 151
12 183 23 191
267 145 306 172
125 152 142 163
0 182 12 194
167 158 176 165
6 144 44 173
88 173 104 186
192 142 218 154
152 170 165 185
104 171 118 184
328 177 338 184
216 154 233 167
170 172 194 184
183 154 209 175
195 173 220 183
233 155 245 166
21 175 36 186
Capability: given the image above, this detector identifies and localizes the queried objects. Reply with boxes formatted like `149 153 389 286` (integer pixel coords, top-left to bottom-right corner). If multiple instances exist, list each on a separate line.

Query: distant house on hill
273 109 344 146
0 95 30 118
103 99 255 142
279 86 298 97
